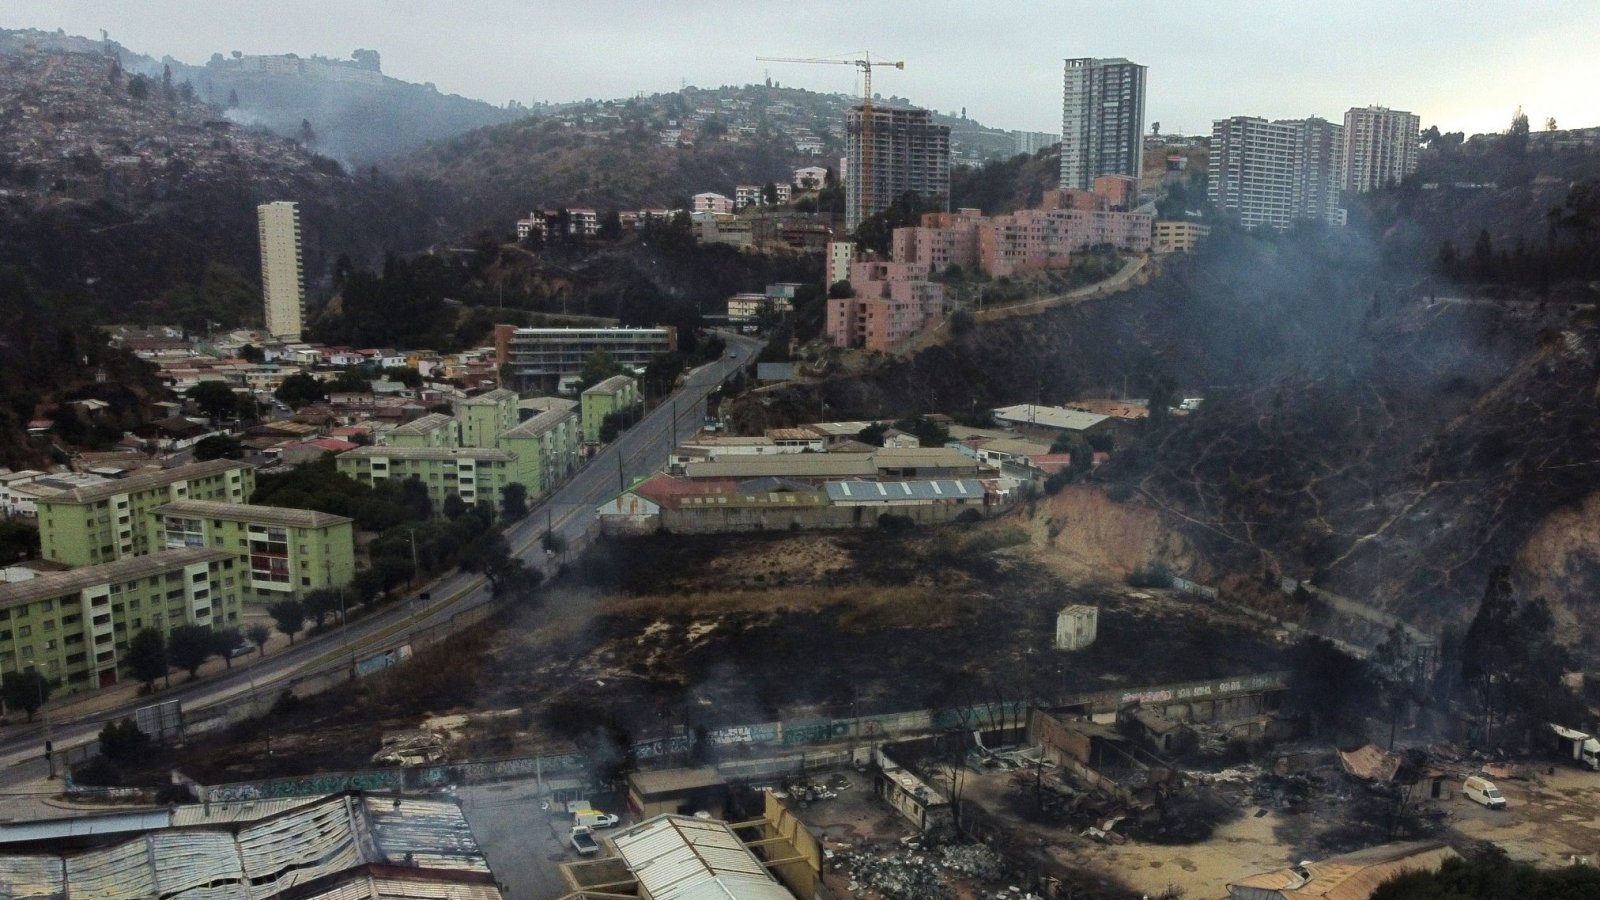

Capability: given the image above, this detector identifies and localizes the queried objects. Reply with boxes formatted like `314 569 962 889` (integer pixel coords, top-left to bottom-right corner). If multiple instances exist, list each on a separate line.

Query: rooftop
583 374 636 396
0 547 236 611
153 500 354 530
0 793 497 900
502 408 578 439
611 815 791 900
824 479 985 502
28 460 253 505
627 766 726 796
387 412 457 436
462 388 519 406
343 447 515 462
992 404 1111 432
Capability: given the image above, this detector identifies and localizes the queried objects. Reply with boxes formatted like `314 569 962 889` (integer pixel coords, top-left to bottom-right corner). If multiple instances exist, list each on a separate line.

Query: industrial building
0 792 501 900
0 547 240 693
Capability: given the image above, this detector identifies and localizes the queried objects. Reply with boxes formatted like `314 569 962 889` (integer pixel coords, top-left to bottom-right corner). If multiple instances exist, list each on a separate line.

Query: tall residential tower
844 105 950 233
1208 116 1345 230
257 200 305 341
1060 57 1146 190
1342 106 1421 194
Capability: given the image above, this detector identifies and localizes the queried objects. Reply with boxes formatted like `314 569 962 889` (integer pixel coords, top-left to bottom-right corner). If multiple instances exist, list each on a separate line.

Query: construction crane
757 53 905 229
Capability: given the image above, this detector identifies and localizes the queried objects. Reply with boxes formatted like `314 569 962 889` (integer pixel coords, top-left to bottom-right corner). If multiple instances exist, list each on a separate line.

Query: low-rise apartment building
460 388 520 448
1152 220 1211 254
151 501 355 603
0 547 240 693
35 461 256 568
498 408 580 497
826 260 945 353
581 375 642 443
335 447 519 511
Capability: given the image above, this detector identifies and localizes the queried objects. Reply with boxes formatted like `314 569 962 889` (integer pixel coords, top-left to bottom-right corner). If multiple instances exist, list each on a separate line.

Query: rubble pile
833 840 1013 900
940 842 1005 880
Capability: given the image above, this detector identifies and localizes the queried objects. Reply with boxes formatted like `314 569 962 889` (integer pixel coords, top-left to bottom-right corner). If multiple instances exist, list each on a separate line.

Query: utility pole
617 452 625 490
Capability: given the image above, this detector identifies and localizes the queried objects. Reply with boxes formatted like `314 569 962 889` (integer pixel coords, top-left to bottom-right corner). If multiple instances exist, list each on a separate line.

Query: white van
1463 776 1507 809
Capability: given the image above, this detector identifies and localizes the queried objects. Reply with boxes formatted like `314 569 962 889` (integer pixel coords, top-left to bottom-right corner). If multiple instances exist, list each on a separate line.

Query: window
301 576 311 586
17 625 29 638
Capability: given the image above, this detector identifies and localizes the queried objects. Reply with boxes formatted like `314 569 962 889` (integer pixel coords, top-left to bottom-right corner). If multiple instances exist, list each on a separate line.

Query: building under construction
845 105 951 232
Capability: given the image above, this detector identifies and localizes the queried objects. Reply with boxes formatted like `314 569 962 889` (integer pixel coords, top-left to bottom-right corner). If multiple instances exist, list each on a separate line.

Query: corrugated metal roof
501 408 577 439
612 816 791 900
0 794 493 900
30 460 253 504
390 413 457 436
825 479 984 502
154 500 353 529
0 548 237 611
992 404 1110 432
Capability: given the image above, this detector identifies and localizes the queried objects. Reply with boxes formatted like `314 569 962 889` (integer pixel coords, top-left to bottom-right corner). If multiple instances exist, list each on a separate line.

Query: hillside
731 162 1600 657
391 82 1022 236
1 28 522 164
0 38 441 318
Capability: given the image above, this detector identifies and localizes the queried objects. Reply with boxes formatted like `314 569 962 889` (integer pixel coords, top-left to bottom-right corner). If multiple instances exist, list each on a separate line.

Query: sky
6 0 1599 137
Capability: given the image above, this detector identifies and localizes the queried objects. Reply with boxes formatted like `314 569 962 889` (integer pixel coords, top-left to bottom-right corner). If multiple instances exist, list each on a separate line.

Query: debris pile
833 840 1013 900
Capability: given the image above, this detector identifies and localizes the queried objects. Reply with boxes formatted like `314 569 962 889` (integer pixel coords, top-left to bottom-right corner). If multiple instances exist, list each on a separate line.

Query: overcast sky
8 1 1598 136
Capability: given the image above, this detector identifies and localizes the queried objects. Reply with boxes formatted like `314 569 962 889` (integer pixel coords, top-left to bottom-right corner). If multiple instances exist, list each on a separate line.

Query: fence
197 671 1288 804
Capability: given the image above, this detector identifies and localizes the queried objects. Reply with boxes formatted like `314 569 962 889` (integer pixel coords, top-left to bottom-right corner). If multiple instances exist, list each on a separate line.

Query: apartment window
41 598 53 611
301 576 311 587
17 625 29 638
42 620 54 632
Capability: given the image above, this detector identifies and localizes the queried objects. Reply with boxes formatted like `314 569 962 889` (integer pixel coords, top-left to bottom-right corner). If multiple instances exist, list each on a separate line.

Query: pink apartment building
825 260 946 353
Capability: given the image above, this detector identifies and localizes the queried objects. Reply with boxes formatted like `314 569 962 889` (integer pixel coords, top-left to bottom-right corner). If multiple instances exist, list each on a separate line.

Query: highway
0 333 762 786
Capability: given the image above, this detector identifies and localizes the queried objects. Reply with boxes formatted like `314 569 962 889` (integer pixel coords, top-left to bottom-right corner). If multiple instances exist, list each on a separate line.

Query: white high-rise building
1342 106 1420 194
1208 116 1345 231
1060 57 1146 190
257 201 305 341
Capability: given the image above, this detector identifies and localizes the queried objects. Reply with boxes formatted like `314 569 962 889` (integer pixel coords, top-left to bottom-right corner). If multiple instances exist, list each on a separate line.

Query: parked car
569 825 600 855
1464 775 1507 809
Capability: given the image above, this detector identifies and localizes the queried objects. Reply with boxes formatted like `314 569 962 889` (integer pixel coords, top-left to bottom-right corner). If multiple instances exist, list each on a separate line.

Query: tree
459 532 526 595
127 73 150 101
275 372 327 408
99 717 152 764
302 588 341 628
186 381 240 422
99 717 150 764
1506 105 1530 157
501 482 529 520
161 63 174 102
238 344 265 363
598 210 623 240
0 520 40 564
827 280 854 300
192 434 243 461
167 624 215 680
211 625 244 669
1 670 51 722
442 491 468 520
126 628 168 691
762 181 778 205
226 88 239 108
268 599 306 645
577 349 625 391
245 623 272 657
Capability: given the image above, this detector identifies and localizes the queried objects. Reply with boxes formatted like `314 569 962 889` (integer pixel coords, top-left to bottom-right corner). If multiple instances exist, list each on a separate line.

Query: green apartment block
336 446 519 511
498 408 580 497
35 461 256 568
581 375 642 443
385 412 460 449
151 501 356 604
0 547 240 694
460 388 520 448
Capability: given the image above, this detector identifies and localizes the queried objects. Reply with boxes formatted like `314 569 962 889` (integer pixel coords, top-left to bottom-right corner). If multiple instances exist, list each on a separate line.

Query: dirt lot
90 525 1284 787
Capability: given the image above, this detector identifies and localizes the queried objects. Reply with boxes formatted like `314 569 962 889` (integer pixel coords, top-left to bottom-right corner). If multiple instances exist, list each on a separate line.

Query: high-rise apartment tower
1342 106 1420 194
844 105 950 233
257 201 306 341
1060 57 1147 190
1208 116 1346 230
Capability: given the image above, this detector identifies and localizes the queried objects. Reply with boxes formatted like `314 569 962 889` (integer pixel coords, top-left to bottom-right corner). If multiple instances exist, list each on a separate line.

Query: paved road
0 334 762 786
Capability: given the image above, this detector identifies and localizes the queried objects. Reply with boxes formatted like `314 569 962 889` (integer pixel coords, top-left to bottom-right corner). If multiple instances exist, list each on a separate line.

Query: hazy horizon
7 0 1599 138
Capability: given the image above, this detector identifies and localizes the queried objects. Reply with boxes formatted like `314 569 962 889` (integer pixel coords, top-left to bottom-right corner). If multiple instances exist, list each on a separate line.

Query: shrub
1126 563 1175 589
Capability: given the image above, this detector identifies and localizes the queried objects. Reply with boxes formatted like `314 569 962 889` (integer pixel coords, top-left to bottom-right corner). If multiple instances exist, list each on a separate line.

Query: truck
569 825 600 856
1549 723 1600 770
573 809 620 829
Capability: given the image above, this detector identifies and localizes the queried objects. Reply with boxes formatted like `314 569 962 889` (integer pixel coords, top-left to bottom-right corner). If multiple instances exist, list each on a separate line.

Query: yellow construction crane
757 53 905 228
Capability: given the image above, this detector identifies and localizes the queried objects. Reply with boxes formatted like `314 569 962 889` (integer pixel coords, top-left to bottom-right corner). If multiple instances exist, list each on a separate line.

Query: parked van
573 809 620 829
1463 776 1507 809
